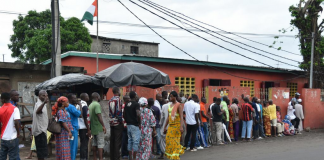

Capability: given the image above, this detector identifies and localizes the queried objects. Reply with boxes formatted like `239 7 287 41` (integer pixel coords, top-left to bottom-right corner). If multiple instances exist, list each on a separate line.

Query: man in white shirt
183 94 200 151
154 94 162 110
32 90 49 160
77 93 91 160
0 92 21 160
295 99 304 132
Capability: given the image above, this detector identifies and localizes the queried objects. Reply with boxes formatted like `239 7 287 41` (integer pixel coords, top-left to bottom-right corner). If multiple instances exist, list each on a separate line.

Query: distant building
90 35 159 57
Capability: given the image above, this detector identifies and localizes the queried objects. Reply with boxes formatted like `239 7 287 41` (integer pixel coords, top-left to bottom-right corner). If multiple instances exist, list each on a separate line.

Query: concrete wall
91 37 158 57
302 89 324 129
268 87 290 117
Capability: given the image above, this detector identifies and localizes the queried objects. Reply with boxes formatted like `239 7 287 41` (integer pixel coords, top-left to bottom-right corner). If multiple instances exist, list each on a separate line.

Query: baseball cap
295 92 300 96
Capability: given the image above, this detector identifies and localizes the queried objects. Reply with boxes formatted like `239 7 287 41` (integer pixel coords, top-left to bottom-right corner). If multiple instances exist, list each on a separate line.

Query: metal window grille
103 42 111 53
321 89 324 102
287 82 297 97
240 81 255 97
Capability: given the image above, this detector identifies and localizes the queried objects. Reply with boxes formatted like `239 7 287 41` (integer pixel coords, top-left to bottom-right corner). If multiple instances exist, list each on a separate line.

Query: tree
288 0 324 88
8 10 92 64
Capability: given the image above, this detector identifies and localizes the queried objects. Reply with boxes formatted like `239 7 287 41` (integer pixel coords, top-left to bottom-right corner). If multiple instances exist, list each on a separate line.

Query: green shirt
221 101 229 121
89 101 103 135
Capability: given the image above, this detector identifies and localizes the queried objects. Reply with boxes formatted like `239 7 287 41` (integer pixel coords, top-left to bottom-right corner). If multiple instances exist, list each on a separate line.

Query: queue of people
0 89 305 160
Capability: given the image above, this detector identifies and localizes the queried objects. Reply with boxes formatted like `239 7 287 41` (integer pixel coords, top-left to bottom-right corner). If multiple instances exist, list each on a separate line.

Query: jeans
121 127 129 157
242 120 253 139
127 125 141 152
197 125 207 147
0 138 19 160
155 128 161 154
79 129 89 160
202 122 209 145
184 124 198 150
233 121 240 141
70 129 79 160
110 123 123 160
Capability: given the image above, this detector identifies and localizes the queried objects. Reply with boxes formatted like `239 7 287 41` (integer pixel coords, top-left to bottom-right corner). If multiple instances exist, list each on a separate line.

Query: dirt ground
15 129 324 160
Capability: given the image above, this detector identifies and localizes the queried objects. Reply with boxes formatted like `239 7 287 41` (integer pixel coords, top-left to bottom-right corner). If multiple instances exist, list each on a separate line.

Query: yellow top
268 104 277 120
262 107 271 117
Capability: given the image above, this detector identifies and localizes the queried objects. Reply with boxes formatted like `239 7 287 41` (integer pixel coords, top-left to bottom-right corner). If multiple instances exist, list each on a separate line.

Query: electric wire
139 0 300 63
137 0 300 68
117 0 306 82
127 0 282 69
144 0 301 56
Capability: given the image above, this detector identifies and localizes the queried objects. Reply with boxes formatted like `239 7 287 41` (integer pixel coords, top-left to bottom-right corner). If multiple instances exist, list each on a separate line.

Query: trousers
70 129 79 160
110 123 123 160
242 120 253 139
79 129 89 160
184 124 198 150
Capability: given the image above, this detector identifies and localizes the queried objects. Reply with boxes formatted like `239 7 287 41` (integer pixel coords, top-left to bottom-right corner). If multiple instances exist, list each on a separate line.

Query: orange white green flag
81 0 98 25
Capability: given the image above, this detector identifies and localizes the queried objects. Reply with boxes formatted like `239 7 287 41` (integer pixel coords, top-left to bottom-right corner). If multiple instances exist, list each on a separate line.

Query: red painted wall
61 56 307 95
268 87 290 117
302 89 324 129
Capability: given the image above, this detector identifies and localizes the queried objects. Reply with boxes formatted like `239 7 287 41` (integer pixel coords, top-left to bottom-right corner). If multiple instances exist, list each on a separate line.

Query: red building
43 51 308 99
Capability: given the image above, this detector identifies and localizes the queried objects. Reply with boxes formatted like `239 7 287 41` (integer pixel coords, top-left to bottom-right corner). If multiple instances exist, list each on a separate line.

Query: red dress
228 107 234 139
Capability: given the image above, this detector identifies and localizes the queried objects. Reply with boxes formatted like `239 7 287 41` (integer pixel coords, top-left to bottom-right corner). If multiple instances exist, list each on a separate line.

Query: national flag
81 0 98 25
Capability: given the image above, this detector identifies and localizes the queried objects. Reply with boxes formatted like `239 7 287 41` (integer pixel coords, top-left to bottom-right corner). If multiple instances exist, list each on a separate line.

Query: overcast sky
0 0 306 70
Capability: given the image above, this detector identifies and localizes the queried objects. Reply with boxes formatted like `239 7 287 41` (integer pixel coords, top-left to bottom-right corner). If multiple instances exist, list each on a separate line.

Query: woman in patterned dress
262 101 271 137
163 91 185 160
228 101 234 140
52 96 73 160
136 97 156 160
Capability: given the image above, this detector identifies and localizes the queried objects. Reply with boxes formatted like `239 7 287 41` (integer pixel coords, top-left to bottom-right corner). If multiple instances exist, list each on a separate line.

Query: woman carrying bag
51 96 73 160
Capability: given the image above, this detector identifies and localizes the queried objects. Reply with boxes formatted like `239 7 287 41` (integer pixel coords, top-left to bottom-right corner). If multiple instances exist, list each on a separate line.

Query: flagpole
96 0 99 73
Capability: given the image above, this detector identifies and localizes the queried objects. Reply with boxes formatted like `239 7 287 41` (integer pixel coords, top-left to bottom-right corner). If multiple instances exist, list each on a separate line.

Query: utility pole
51 0 61 78
2 54 4 62
310 32 315 88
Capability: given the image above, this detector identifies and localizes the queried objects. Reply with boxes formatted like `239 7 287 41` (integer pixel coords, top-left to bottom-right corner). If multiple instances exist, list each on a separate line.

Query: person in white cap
136 97 157 160
294 99 304 133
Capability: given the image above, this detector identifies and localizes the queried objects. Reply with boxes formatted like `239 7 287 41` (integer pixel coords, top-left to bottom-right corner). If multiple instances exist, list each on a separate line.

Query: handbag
47 110 62 134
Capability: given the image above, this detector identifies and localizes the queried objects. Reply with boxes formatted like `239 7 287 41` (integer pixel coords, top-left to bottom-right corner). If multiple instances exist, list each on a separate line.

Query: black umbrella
95 62 171 89
35 73 102 93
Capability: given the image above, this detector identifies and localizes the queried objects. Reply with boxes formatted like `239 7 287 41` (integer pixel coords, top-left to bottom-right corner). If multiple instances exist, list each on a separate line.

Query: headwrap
52 96 69 115
282 115 293 128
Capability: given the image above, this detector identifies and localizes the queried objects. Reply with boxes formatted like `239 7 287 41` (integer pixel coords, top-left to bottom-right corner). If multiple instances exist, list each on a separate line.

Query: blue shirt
66 104 81 130
258 104 263 119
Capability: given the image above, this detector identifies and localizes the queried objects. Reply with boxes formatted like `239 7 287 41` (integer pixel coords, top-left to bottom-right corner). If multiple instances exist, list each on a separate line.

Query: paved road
181 130 324 160
18 129 324 160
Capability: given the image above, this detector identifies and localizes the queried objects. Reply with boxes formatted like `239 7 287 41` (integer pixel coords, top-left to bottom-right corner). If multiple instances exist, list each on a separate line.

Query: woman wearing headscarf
52 96 73 160
282 115 295 136
163 91 185 160
136 97 156 160
262 101 271 137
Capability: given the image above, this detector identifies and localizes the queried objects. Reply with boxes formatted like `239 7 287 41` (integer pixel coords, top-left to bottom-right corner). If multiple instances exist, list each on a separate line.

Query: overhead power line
117 0 305 82
127 0 289 69
139 0 300 64
137 0 299 68
144 0 301 56
0 10 298 38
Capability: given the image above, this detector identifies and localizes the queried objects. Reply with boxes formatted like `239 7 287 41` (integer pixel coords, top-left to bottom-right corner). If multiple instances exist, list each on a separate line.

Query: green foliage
287 0 324 87
8 10 92 64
